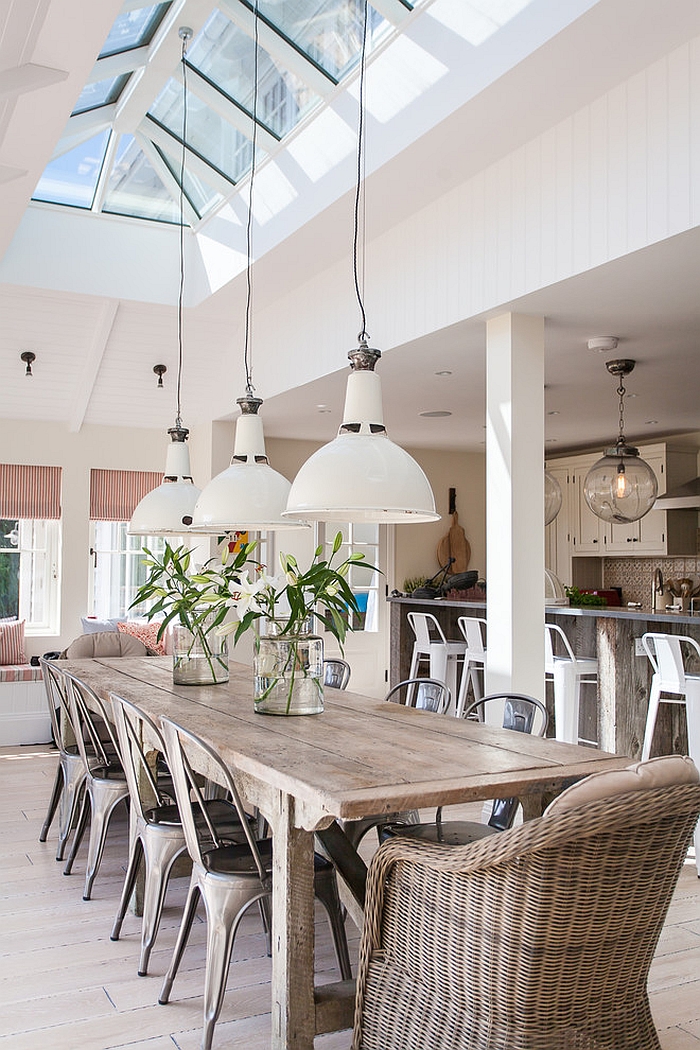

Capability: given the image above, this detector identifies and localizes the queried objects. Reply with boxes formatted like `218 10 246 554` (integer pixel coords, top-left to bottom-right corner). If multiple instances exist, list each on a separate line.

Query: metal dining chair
323 658 351 690
380 693 548 845
38 658 87 861
158 716 352 1050
61 671 130 900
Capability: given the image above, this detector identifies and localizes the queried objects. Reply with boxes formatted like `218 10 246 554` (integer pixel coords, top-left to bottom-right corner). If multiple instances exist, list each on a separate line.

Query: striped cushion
0 620 26 665
0 664 42 683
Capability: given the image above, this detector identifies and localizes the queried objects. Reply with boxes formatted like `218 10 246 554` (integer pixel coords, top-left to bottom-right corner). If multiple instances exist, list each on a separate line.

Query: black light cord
243 0 260 398
176 31 189 430
352 0 369 345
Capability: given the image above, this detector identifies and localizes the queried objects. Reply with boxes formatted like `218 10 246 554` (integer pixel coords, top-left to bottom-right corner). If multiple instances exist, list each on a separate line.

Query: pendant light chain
176 28 192 431
243 0 261 399
352 0 370 345
617 376 627 444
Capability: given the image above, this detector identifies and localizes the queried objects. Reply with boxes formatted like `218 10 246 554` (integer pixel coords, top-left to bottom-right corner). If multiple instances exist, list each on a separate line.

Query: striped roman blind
0 464 62 519
89 469 162 521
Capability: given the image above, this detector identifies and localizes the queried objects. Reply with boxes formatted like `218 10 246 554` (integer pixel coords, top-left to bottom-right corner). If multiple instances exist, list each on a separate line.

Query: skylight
32 0 411 227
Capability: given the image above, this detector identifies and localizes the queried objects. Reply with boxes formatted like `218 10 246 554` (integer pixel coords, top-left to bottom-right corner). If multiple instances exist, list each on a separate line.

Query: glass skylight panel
102 134 181 223
71 74 131 115
187 10 319 140
149 80 252 183
32 130 111 209
99 3 171 58
158 144 223 217
254 0 387 81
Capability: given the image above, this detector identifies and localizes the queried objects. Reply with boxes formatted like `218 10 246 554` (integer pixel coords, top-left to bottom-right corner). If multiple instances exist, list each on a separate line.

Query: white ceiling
1 0 700 457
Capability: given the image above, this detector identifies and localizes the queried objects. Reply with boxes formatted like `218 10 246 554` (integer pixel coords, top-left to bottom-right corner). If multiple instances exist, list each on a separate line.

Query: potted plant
132 540 256 685
221 532 375 715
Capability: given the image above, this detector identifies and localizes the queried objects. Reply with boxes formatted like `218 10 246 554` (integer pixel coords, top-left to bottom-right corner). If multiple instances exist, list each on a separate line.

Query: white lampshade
188 396 307 533
284 348 439 524
128 427 201 535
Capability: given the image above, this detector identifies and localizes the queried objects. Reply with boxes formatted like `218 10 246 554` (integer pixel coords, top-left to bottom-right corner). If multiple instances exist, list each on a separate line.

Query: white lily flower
229 570 266 619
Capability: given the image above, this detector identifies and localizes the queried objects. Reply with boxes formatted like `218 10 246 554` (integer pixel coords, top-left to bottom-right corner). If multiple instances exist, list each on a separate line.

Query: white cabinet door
545 464 572 582
637 452 667 552
572 466 607 553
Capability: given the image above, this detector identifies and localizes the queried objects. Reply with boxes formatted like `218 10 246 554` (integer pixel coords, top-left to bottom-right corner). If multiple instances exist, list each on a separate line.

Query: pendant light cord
176 30 190 431
352 0 369 345
617 377 626 443
243 1 260 398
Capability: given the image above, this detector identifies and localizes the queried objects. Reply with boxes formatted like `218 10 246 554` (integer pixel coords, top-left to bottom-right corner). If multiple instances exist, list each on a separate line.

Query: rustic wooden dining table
61 656 631 1050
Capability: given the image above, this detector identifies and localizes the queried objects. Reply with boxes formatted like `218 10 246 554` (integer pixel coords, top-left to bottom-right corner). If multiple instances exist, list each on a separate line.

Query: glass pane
0 521 20 620
92 521 171 618
102 134 181 223
32 130 110 208
256 0 388 81
187 11 319 139
157 143 222 217
99 3 171 58
352 522 379 544
0 519 19 549
72 74 130 115
150 79 253 183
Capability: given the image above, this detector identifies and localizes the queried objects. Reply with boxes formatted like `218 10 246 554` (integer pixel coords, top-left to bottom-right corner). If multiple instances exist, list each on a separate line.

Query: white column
485 313 545 698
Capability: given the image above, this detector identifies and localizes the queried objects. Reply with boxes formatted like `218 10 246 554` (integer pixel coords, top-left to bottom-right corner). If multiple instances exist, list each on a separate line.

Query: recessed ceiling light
644 419 659 425
434 370 452 376
419 410 452 418
547 410 560 416
316 404 331 413
545 438 557 443
627 393 638 399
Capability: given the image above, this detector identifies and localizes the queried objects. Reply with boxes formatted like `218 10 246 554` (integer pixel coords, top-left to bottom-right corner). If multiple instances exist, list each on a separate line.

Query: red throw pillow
0 620 27 665
117 621 166 655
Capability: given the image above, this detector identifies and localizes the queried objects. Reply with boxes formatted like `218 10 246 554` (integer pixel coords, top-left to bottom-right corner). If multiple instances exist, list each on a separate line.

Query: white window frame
89 520 181 620
0 518 61 635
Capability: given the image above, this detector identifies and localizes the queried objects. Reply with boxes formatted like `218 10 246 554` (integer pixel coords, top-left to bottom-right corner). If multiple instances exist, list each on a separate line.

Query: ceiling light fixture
189 3 305 535
20 351 35 377
588 336 619 353
583 359 658 523
419 410 452 418
283 2 438 524
128 27 201 536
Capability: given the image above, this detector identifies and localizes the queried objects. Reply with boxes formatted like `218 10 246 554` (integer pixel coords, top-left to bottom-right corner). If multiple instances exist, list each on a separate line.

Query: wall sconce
20 351 35 377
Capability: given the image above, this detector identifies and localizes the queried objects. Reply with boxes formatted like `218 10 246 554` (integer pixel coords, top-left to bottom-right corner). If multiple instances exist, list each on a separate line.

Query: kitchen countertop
388 594 700 626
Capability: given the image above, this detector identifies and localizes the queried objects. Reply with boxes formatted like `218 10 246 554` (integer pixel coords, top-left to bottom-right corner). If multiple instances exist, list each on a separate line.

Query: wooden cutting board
437 512 471 575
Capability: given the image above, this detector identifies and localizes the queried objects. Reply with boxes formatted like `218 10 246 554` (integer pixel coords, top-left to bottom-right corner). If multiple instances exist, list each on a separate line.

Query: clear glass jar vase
254 620 324 715
172 614 229 686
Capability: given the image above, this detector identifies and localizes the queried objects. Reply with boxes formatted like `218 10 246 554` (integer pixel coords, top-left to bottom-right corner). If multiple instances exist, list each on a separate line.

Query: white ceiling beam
85 47 150 84
218 0 335 96
135 131 201 227
0 165 28 184
174 65 279 154
0 63 69 100
143 117 236 198
50 106 116 160
69 299 120 433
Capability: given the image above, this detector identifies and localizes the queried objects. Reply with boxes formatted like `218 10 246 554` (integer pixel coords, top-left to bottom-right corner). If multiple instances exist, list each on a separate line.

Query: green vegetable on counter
565 586 607 608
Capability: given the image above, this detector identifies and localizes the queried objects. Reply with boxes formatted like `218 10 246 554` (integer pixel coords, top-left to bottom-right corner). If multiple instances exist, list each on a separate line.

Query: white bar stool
544 623 598 744
406 612 466 715
455 616 487 718
642 632 700 876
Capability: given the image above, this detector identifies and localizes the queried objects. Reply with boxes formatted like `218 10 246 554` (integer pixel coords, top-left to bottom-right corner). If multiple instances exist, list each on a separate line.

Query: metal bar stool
544 623 597 744
455 616 487 717
407 611 466 715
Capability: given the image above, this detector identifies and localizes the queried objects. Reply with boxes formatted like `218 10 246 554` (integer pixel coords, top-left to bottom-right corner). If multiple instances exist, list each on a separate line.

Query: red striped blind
89 469 163 521
0 464 62 520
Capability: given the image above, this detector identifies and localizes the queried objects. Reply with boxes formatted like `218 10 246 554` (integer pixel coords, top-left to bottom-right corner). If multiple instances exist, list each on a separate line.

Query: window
0 518 61 633
89 521 173 620
321 522 380 632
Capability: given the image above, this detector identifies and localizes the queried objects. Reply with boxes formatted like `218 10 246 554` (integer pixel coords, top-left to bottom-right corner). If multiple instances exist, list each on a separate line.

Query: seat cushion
545 755 699 815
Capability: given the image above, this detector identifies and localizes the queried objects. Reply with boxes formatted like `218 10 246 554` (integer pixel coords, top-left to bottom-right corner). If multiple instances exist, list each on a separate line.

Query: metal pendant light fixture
188 2 304 534
129 27 201 536
283 1 438 524
544 469 562 525
583 359 658 524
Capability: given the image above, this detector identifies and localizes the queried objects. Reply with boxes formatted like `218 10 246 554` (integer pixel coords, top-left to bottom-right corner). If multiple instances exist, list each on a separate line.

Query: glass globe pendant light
544 469 562 526
128 27 200 536
283 0 438 525
188 2 305 535
583 359 658 524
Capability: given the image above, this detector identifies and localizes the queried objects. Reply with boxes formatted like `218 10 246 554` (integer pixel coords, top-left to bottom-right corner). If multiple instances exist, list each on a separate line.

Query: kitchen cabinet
545 443 698 573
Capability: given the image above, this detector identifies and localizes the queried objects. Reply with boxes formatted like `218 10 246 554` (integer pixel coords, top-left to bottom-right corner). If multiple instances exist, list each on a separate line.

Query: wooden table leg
269 790 316 1050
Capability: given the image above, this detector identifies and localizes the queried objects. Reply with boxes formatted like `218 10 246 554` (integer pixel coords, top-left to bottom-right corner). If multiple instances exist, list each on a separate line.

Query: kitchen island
389 596 700 758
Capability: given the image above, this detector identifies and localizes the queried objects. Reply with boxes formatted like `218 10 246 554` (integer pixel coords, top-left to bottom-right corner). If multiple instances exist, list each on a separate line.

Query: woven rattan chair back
353 779 700 1050
323 658 351 690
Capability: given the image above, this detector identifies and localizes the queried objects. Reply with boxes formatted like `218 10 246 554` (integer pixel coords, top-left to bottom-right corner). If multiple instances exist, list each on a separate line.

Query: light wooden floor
1 745 699 1050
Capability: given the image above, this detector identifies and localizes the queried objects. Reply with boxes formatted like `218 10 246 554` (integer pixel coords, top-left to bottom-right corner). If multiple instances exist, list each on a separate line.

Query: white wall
1 418 167 656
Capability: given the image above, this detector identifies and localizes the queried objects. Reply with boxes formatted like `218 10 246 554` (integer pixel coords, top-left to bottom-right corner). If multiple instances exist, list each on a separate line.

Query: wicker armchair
353 758 700 1050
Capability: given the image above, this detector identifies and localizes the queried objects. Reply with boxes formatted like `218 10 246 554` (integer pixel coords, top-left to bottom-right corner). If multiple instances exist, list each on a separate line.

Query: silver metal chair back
323 658 351 690
385 677 451 715
38 659 86 859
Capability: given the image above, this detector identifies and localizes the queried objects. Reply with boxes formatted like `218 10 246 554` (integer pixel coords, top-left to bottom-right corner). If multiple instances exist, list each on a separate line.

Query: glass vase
254 621 324 716
172 614 229 686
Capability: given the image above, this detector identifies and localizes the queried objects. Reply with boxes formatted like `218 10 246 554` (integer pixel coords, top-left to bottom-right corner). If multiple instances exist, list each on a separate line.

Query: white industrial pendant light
583 358 658 524
284 1 438 525
544 468 562 526
188 3 305 535
129 27 200 536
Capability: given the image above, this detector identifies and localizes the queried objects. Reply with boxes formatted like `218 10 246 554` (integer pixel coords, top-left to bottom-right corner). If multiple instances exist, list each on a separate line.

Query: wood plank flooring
1 744 699 1049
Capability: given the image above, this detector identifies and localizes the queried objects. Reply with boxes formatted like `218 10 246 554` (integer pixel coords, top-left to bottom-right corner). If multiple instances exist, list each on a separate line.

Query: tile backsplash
603 557 700 606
